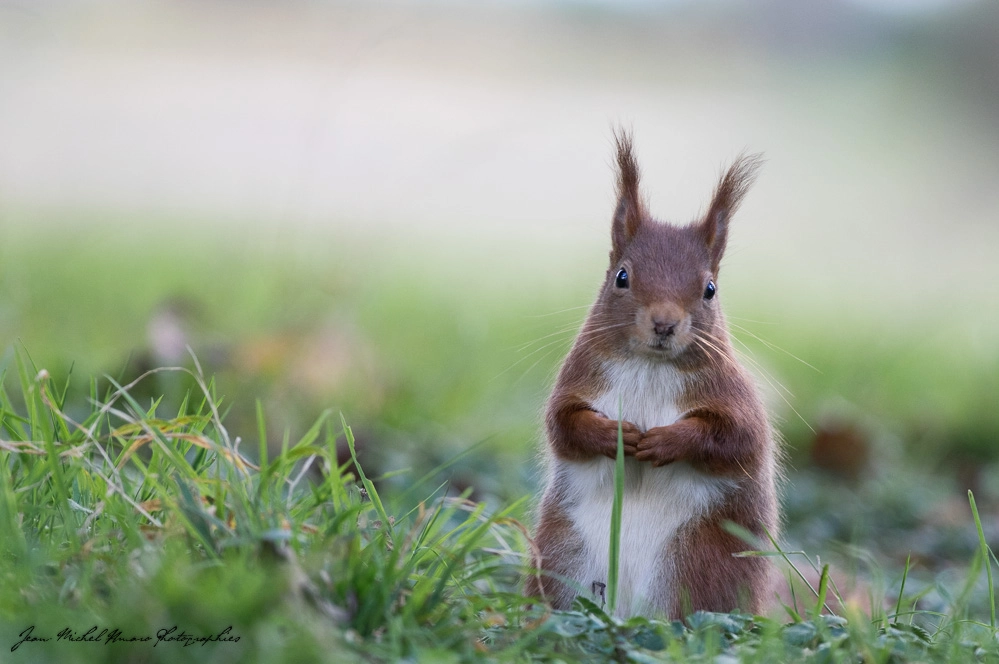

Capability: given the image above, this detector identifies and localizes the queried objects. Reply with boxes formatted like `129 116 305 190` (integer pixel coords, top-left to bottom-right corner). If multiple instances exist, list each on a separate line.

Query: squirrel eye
615 268 629 289
703 280 716 300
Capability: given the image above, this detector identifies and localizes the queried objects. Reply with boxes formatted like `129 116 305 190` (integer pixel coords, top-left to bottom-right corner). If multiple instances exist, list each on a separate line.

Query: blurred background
2 0 998 605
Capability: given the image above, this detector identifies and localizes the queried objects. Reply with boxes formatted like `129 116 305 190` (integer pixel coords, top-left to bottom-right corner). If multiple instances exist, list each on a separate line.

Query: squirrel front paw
634 426 678 466
595 417 641 459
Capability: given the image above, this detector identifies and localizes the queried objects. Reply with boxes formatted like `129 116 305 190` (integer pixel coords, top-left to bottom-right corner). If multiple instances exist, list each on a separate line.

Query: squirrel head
591 131 761 364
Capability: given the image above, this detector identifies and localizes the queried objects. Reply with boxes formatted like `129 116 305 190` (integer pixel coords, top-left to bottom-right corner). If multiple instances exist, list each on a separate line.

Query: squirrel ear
702 153 763 269
611 129 645 262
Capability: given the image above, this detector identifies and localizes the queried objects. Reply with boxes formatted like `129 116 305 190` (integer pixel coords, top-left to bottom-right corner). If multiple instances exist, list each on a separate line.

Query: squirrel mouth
645 333 692 357
647 338 679 354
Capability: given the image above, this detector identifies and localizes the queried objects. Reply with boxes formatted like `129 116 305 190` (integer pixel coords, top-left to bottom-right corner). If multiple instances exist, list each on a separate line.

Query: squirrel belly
552 456 736 617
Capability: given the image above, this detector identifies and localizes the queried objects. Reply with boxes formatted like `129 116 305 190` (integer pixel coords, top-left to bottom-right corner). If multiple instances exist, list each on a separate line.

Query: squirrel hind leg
527 500 586 610
671 517 773 617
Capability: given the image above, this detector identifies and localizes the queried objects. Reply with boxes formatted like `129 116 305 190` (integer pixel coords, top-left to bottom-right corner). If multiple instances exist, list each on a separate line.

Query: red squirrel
526 132 780 618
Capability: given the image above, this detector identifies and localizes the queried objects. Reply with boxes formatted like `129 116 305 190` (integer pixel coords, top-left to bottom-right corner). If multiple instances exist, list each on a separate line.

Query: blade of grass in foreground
607 396 624 615
969 490 996 629
342 413 393 544
892 553 911 624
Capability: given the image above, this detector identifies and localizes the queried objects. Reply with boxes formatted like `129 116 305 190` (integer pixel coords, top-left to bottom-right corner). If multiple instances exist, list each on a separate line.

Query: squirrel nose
653 318 677 337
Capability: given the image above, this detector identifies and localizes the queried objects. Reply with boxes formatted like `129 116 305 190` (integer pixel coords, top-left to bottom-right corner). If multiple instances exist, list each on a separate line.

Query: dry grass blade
0 439 88 458
114 430 260 472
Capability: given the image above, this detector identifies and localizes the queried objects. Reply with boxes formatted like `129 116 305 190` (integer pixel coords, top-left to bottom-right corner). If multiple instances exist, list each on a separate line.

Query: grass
607 400 626 616
1 348 998 662
0 349 537 662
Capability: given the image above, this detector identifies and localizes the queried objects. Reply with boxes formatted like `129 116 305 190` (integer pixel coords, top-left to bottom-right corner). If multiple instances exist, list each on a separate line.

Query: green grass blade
969 490 996 629
812 564 830 620
607 395 624 615
893 553 911 625
341 413 392 542
762 527 836 616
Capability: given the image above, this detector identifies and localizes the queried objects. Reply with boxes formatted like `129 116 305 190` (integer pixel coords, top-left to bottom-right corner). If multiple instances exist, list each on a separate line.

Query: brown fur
529 131 779 618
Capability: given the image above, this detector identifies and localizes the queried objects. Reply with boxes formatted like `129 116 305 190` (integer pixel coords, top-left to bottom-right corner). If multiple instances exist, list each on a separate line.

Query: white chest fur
554 358 734 617
590 356 685 431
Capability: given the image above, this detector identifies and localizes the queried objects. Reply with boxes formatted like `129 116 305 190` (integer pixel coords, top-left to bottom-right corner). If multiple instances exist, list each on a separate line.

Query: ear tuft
703 153 763 268
611 128 645 261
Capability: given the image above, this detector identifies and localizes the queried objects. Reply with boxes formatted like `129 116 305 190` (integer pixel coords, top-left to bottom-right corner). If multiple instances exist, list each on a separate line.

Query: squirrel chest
552 358 735 617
